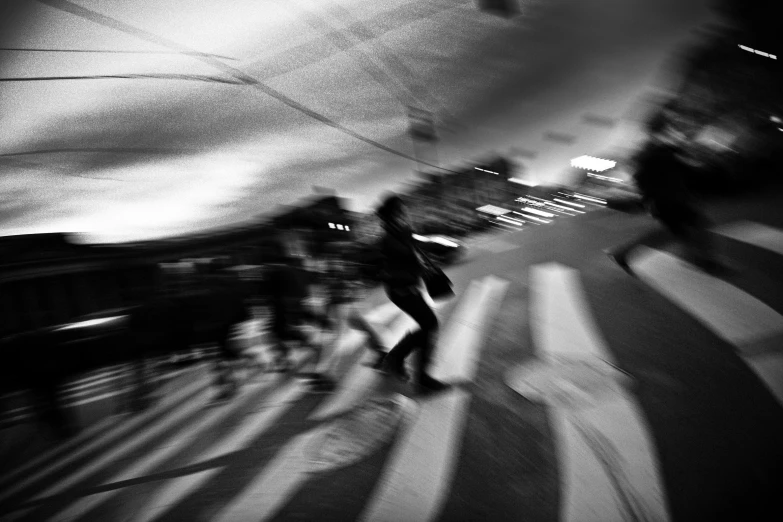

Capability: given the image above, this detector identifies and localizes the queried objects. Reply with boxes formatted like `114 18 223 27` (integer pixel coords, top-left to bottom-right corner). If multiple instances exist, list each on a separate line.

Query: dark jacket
380 223 424 289
633 142 691 205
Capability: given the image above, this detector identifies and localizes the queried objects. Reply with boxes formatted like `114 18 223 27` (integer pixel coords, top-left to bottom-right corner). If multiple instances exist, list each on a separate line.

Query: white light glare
571 155 617 172
345 226 350 231
553 198 585 208
497 215 524 226
328 223 335 229
739 44 777 59
771 116 782 123
336 224 344 230
587 172 624 183
508 178 538 186
477 204 510 216
513 211 550 223
58 316 126 331
571 193 607 205
521 207 555 218
475 167 499 175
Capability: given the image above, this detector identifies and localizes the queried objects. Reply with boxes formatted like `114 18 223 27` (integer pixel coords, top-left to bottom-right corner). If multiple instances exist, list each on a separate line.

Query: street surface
1 187 782 522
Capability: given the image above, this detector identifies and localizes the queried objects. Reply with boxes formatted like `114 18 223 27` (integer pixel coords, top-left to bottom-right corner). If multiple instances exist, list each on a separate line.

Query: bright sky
0 0 715 243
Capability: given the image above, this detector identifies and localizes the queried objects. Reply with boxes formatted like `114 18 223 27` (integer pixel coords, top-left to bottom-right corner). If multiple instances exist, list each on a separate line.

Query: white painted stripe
129 381 306 522
28 381 214 503
309 315 417 420
529 263 669 522
632 247 783 347
212 426 327 522
714 221 783 257
0 372 208 504
632 248 783 407
49 374 287 522
359 276 508 522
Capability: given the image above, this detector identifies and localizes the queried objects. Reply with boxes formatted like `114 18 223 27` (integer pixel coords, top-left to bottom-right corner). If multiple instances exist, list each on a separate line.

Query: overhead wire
35 0 463 174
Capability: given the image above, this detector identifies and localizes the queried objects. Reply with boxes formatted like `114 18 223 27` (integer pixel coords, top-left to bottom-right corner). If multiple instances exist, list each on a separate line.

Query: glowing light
521 207 555 218
328 223 335 229
345 226 350 231
554 198 585 208
570 155 617 172
771 116 781 123
513 211 550 223
508 178 538 186
587 172 624 183
57 316 126 331
571 193 607 205
336 224 344 230
475 167 499 175
477 204 510 216
739 44 777 59
497 215 524 226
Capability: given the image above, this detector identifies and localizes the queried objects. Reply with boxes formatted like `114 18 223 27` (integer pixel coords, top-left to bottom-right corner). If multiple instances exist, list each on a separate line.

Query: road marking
27 382 215 505
0 372 208 504
113 381 307 522
523 263 669 522
359 275 509 522
632 247 783 348
48 373 288 522
309 315 417 421
714 221 783 257
632 247 783 406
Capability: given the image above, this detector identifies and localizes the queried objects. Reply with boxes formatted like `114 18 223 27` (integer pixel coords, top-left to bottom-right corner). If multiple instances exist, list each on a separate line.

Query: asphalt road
2 188 782 522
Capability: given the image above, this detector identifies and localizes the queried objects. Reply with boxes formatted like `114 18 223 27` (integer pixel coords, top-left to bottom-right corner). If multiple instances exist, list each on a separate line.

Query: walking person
375 194 448 394
606 120 727 276
265 230 335 392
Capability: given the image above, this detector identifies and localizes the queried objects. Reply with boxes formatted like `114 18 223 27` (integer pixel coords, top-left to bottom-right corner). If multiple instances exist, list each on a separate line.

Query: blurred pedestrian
265 230 335 392
606 121 727 275
375 194 448 394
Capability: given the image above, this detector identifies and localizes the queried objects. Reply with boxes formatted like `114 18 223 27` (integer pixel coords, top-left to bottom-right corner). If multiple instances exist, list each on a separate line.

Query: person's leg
384 289 440 387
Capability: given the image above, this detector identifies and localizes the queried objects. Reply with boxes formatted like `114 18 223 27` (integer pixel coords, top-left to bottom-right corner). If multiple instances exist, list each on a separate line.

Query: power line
0 73 244 84
36 0 460 174
0 47 238 60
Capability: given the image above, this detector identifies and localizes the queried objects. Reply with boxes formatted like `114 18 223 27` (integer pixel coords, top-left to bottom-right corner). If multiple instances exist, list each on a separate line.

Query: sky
0 0 716 243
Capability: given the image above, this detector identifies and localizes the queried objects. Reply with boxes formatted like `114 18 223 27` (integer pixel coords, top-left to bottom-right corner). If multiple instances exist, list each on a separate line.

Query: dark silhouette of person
606 120 726 275
375 194 448 394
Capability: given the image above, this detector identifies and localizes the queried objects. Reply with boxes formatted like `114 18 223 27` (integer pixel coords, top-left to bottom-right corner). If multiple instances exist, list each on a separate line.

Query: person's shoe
417 374 450 396
604 250 634 276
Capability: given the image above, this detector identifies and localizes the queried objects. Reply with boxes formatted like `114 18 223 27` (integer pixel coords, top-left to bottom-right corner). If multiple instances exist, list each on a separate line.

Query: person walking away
606 123 726 275
375 194 448 394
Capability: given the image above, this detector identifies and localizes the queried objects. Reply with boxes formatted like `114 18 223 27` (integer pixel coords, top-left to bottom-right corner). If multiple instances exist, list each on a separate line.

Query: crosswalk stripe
632 247 783 407
359 275 509 522
525 263 669 522
48 372 289 522
632 247 783 348
127 381 306 522
26 381 216 505
127 317 384 522
714 221 783 257
309 316 417 421
0 369 208 505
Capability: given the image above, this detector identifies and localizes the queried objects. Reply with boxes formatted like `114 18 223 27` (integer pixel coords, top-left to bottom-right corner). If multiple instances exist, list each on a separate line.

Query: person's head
376 193 408 228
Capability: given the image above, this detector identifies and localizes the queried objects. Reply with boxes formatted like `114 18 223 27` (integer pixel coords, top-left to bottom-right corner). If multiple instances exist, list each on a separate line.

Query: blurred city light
770 116 781 123
513 211 550 223
587 172 624 183
738 44 777 59
521 207 555 218
571 192 607 204
328 223 335 229
509 178 538 187
477 204 511 216
57 316 126 331
570 155 617 172
553 198 585 208
475 167 499 175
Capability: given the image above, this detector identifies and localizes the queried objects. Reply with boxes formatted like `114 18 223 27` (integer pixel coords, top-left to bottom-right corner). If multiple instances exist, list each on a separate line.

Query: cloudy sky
0 0 715 243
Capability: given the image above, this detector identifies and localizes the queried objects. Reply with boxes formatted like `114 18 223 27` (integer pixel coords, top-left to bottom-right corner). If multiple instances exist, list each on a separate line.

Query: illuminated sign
571 155 617 172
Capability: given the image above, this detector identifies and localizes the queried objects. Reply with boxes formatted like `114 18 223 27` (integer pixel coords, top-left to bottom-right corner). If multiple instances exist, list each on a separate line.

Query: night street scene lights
738 45 777 60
